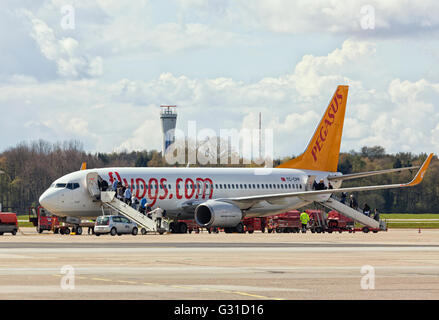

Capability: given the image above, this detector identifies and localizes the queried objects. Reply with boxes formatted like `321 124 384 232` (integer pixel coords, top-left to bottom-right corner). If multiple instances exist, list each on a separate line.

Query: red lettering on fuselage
106 172 214 207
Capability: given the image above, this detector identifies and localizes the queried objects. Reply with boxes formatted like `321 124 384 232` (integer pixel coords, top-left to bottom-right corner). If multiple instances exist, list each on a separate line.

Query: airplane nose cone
39 189 57 212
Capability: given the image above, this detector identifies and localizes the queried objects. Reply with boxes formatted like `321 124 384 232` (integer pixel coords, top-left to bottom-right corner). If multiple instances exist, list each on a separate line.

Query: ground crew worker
300 211 310 233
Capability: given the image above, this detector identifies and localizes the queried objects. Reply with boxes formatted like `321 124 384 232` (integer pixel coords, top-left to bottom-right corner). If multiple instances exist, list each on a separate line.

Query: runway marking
117 280 138 285
200 287 283 300
91 278 112 282
50 274 284 300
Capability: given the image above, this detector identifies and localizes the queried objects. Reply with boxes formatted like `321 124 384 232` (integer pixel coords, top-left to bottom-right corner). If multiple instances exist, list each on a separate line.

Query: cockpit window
66 183 80 190
54 182 80 189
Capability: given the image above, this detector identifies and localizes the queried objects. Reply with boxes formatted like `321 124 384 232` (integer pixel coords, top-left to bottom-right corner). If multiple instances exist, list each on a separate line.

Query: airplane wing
327 166 419 182
219 153 433 209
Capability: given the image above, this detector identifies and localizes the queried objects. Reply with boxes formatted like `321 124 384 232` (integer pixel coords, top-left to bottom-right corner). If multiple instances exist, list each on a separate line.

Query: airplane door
306 175 317 191
86 172 100 199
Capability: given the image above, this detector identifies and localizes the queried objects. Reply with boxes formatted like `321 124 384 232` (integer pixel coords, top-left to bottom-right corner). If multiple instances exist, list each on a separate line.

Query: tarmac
0 228 438 300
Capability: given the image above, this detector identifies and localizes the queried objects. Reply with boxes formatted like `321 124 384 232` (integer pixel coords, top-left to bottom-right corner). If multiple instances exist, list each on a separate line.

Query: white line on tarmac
1 246 439 254
0 266 438 275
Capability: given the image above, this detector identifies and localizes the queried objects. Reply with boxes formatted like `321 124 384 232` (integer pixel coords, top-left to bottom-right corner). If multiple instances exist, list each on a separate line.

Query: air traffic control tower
160 105 177 155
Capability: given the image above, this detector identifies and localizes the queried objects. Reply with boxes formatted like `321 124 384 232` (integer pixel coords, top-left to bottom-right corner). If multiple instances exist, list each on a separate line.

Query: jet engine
194 200 243 228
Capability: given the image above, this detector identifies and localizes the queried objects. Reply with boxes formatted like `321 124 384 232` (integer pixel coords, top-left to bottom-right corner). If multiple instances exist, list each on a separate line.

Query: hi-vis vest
300 212 310 224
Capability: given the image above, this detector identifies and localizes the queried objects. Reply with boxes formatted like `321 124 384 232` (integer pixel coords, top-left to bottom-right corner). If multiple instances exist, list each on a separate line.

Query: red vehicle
29 206 92 235
243 217 267 233
306 209 327 233
29 206 60 233
180 219 201 234
326 210 354 233
267 210 326 233
267 210 301 233
0 212 18 235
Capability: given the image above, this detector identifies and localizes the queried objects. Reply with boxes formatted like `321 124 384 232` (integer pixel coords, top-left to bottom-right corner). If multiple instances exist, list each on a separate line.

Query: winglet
403 153 433 187
80 162 87 171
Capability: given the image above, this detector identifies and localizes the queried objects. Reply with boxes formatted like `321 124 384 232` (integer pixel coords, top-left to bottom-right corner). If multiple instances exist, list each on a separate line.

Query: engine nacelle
194 200 243 228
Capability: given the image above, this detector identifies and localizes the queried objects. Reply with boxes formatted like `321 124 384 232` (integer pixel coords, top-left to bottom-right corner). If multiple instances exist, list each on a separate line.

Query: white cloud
182 0 439 37
1 35 439 158
22 9 103 78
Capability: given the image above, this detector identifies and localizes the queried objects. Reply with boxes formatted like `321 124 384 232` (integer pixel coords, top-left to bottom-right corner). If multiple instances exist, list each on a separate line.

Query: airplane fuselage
39 167 341 220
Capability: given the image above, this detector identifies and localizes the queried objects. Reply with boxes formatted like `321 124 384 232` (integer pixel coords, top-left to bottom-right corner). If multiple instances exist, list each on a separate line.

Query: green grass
18 221 35 228
381 213 439 229
386 222 439 229
381 214 439 219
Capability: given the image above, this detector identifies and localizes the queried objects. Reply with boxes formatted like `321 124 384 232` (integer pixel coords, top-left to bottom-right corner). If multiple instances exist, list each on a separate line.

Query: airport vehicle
243 217 267 233
0 212 18 235
29 206 94 235
94 215 138 236
180 219 201 233
267 210 301 233
266 210 325 233
29 206 60 233
326 210 354 232
38 85 434 234
307 210 327 233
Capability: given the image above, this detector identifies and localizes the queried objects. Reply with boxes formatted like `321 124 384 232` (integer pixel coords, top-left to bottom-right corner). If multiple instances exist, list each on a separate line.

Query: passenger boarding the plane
124 187 132 205
373 209 380 221
101 179 108 191
315 179 327 190
112 179 118 192
363 203 371 217
131 196 139 210
139 198 147 215
151 208 164 229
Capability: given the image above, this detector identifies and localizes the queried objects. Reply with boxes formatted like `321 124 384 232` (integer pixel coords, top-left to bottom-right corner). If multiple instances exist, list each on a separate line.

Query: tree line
0 141 437 214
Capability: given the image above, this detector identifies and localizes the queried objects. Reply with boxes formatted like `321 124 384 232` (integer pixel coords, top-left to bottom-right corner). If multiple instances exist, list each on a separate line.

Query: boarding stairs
100 191 167 234
85 172 167 233
320 197 387 231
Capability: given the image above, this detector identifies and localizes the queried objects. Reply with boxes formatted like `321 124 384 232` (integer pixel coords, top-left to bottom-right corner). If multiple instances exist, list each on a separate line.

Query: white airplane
39 85 434 233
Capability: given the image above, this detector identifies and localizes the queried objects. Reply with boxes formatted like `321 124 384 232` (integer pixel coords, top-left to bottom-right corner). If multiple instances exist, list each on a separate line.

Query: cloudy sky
1 0 439 159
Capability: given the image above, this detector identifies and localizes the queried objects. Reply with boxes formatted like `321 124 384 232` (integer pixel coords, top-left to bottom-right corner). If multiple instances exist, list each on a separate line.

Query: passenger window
261 184 264 189
55 183 66 188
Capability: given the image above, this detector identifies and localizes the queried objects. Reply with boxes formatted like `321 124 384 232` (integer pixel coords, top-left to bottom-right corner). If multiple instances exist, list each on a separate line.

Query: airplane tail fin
277 85 349 172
